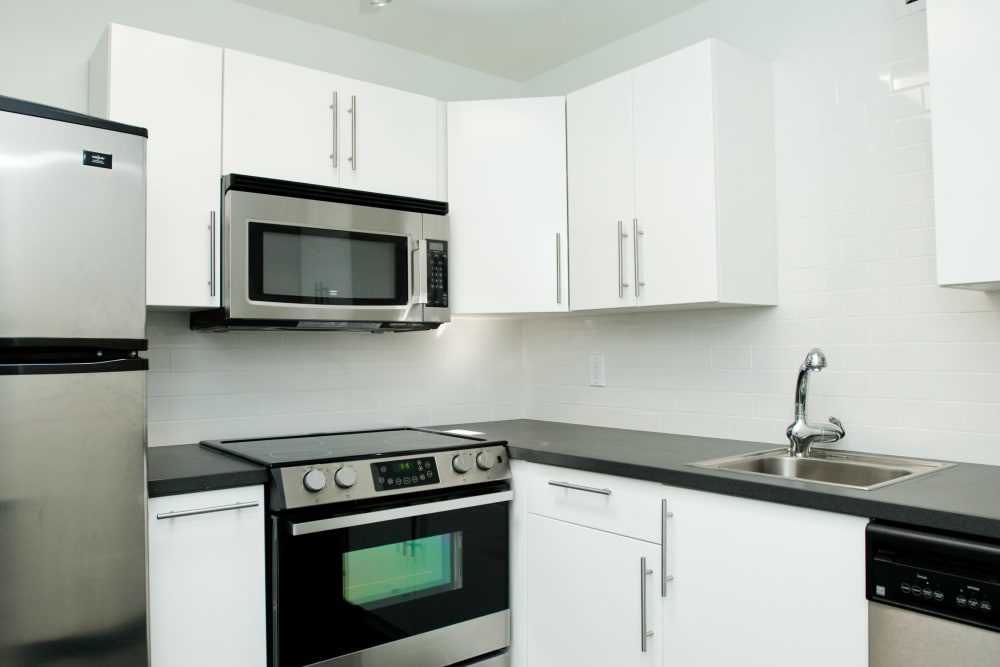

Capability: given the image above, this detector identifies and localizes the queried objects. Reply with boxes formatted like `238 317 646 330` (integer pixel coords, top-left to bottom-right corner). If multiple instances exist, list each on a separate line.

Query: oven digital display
371 457 439 491
342 531 462 610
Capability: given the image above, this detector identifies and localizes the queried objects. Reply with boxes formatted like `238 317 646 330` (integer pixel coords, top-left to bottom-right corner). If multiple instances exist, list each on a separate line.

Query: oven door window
247 221 408 306
275 500 508 667
343 532 462 609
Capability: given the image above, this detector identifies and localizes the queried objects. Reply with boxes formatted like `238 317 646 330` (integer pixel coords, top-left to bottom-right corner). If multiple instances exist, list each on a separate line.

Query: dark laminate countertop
147 444 268 497
146 420 1000 540
433 419 1000 540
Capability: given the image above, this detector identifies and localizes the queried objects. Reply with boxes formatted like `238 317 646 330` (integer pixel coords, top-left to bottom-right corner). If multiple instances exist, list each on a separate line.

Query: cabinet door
447 97 568 314
567 71 636 311
527 514 661 667
928 0 1000 289
663 486 868 667
148 486 266 667
632 42 719 306
339 79 439 200
91 24 222 309
222 49 345 187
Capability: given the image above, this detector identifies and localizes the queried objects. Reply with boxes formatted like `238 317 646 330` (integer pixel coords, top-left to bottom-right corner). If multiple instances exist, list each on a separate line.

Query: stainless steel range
202 428 512 667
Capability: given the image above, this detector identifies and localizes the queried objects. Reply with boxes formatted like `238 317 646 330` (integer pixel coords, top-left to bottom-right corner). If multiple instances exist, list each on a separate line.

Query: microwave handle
412 239 429 305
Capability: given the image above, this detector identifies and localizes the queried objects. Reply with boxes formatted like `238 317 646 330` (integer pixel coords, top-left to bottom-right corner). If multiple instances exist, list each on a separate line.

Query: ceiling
231 0 708 81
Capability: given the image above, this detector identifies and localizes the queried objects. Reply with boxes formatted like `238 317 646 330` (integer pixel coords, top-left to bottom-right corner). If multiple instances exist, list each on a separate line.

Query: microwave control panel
426 240 448 308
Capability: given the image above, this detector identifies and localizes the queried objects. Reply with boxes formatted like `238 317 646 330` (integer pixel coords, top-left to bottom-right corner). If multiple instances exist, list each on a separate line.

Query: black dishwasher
866 521 1000 666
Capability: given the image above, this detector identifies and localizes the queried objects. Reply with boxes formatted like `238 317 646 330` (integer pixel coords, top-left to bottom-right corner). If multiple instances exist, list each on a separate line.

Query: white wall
0 0 520 112
522 2 1000 466
521 0 895 96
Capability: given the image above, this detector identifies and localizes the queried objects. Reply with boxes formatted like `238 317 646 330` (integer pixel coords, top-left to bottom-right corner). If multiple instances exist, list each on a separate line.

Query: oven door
272 485 511 667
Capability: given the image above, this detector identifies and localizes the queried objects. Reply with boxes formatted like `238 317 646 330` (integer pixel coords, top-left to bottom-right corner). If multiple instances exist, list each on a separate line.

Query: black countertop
146 420 1000 540
434 420 1000 540
147 444 269 497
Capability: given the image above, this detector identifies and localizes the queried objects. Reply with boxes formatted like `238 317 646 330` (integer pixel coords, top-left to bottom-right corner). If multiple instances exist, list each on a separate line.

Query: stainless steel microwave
191 175 449 332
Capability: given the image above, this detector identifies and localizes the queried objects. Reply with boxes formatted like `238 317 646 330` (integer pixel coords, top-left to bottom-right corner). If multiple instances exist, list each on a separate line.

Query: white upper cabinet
89 23 222 309
222 49 440 201
566 72 636 312
567 38 777 312
447 97 568 314
927 0 1000 289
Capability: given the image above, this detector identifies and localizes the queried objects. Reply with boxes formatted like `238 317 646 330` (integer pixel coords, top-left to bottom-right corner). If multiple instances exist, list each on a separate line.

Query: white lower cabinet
147 485 266 667
662 485 868 667
518 464 868 667
524 463 663 667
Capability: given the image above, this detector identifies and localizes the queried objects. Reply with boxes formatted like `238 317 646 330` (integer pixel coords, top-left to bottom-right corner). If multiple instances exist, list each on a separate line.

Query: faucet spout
786 348 845 457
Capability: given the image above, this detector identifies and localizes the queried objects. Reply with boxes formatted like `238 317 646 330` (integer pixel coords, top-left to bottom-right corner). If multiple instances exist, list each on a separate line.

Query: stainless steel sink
688 448 953 491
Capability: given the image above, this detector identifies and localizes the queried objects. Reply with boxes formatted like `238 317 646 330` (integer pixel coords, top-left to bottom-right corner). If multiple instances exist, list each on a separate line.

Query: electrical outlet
589 354 606 387
896 0 925 18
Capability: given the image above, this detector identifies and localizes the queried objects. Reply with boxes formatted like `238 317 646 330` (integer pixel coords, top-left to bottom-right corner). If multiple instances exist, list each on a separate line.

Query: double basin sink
690 447 953 491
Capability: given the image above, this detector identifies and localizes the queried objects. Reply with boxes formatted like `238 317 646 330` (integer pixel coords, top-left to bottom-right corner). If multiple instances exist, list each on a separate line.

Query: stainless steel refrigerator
0 95 148 665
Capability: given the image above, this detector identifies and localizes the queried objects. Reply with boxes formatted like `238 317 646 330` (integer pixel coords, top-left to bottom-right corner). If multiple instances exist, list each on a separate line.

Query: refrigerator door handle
0 358 148 376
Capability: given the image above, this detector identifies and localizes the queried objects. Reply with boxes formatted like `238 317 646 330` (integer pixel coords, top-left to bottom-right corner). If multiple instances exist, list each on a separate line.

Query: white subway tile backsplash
894 169 934 202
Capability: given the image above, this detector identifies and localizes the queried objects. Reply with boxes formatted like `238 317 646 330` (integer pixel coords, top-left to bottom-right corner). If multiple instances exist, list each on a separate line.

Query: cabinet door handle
329 91 339 168
155 500 259 520
633 218 645 298
618 220 629 298
208 210 217 298
348 94 357 171
640 556 654 652
555 232 562 305
547 480 612 496
662 499 674 597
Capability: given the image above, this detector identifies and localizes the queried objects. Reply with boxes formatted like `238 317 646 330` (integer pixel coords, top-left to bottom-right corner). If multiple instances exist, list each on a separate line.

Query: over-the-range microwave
191 174 449 332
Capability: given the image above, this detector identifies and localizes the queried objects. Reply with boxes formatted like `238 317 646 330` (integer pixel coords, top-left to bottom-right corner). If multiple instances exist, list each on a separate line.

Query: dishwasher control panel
867 521 1000 632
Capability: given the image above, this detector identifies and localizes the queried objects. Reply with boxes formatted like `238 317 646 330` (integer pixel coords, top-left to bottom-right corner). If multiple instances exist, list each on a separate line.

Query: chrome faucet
786 348 845 457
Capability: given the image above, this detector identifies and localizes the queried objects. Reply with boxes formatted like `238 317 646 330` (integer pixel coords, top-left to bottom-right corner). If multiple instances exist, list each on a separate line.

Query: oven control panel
271 444 510 510
371 456 439 492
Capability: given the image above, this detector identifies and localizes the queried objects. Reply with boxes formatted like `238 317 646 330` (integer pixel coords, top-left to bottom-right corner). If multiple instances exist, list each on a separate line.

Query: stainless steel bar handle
633 218 645 298
618 220 629 298
349 94 357 171
661 499 674 597
291 490 513 535
329 91 338 168
547 480 612 496
156 500 259 521
555 232 562 305
641 556 654 652
208 210 216 297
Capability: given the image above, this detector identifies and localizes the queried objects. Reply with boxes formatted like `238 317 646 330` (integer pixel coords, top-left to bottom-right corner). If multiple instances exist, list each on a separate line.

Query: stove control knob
303 469 327 493
452 453 472 474
334 466 357 489
476 452 496 471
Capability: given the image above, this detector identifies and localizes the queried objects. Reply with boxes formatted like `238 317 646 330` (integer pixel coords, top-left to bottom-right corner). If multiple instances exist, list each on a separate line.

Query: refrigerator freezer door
0 109 145 339
0 368 147 666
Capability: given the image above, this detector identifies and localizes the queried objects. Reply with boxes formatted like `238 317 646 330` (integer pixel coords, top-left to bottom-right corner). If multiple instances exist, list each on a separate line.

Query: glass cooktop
200 428 488 466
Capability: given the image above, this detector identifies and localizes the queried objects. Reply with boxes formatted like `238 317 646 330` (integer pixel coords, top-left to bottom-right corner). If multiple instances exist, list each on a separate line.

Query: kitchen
2 0 1000 665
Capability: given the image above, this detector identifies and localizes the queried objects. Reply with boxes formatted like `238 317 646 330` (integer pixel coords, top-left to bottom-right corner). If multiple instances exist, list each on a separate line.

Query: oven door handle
287 489 513 536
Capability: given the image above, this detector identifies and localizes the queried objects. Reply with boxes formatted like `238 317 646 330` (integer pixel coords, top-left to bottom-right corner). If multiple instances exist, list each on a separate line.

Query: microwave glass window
343 531 463 611
248 222 408 306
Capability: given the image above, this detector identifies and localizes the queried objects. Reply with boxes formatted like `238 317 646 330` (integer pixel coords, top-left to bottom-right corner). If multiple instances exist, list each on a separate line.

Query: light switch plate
589 354 606 387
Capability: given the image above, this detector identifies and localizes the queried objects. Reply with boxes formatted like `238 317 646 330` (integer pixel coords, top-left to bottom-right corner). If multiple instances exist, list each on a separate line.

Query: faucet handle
828 416 845 435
